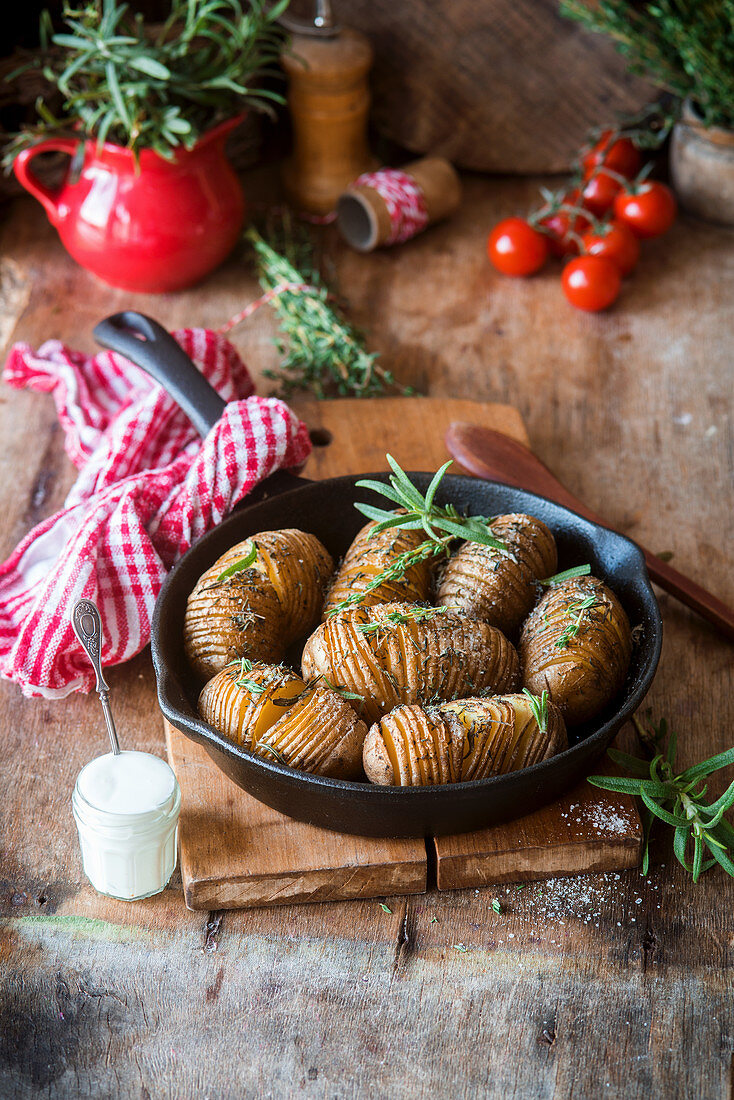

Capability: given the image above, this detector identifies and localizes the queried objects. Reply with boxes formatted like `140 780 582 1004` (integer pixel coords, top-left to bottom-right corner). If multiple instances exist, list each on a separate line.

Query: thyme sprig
589 713 734 881
356 456 507 550
248 229 407 399
326 540 449 618
522 688 549 736
539 564 591 586
356 606 449 635
554 596 604 649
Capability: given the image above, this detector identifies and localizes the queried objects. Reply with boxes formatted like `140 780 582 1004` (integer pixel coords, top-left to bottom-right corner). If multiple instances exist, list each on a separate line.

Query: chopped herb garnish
230 656 266 696
254 740 288 765
327 539 447 617
380 903 392 913
321 676 364 702
491 898 501 914
356 605 449 635
453 943 469 952
206 541 257 588
554 596 603 649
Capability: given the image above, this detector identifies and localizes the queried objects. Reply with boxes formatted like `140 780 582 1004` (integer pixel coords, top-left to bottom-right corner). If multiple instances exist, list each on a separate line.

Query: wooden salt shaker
336 157 462 251
281 27 375 215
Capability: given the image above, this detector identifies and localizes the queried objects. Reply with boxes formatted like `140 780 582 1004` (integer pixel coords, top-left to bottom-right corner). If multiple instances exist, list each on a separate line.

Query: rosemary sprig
326 540 448 617
254 739 288 766
248 229 407 399
205 541 257 589
589 713 734 881
356 456 506 550
356 606 449 635
320 676 364 703
229 657 266 696
522 688 549 735
554 596 603 649
539 564 591 586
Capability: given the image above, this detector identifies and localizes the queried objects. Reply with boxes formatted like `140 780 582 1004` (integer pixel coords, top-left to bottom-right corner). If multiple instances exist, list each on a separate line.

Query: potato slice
519 575 632 725
437 513 557 636
253 679 367 779
198 662 306 748
252 529 334 643
302 601 520 723
323 521 432 615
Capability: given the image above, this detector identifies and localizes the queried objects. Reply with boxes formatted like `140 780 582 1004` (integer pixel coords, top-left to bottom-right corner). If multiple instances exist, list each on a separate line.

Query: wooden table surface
0 174 732 1099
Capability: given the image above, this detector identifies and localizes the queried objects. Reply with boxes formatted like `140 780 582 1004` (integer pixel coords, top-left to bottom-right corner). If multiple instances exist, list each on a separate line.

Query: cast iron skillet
95 312 663 838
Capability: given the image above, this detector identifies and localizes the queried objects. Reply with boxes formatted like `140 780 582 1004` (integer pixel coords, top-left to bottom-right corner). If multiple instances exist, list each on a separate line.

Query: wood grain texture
434 776 642 891
166 722 427 911
293 0 657 172
0 179 732 1099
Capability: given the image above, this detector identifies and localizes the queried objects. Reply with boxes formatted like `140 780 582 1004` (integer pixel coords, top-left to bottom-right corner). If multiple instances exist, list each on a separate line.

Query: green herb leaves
229 657 266 697
326 540 445 618
355 456 507 550
522 689 549 736
554 595 603 649
539 564 591 586
214 542 257 584
356 606 449 635
249 229 405 399
5 0 288 165
588 714 734 881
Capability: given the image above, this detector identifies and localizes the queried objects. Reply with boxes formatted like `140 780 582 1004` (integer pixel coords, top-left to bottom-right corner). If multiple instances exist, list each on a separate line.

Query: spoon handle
72 599 121 755
446 421 734 643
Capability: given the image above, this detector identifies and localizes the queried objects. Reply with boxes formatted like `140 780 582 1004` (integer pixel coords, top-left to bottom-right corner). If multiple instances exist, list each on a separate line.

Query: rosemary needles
589 713 734 881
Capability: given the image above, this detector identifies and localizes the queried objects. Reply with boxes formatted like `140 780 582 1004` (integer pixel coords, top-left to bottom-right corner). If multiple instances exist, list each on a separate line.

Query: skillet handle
93 311 226 438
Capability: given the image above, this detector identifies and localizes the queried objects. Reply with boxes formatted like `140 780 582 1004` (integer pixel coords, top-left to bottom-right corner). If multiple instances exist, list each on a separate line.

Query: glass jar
72 751 181 901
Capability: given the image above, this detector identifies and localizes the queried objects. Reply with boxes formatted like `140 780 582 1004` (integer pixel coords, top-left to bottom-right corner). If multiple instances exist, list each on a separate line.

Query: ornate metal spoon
71 599 121 755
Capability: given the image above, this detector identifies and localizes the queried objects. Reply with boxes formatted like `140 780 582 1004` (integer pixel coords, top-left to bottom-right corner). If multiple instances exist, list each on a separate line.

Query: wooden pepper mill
281 2 375 215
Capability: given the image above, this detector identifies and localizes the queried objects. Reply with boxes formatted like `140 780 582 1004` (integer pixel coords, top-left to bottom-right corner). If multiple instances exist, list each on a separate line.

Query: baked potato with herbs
363 691 567 786
323 520 432 616
184 530 333 680
302 601 520 724
437 513 557 637
198 661 367 779
519 575 632 726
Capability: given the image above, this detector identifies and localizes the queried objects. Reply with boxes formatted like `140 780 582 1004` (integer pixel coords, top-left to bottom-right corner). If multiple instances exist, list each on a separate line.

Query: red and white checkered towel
0 328 311 698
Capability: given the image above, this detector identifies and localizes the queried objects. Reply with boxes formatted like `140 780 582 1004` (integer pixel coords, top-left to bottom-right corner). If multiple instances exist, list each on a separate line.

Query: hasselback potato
199 661 306 747
198 662 366 779
363 692 567 786
184 530 333 680
519 575 632 726
323 521 432 616
437 513 557 636
302 601 520 723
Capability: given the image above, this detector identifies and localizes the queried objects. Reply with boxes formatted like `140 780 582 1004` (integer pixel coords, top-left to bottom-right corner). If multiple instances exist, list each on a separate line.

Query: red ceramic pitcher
13 117 246 293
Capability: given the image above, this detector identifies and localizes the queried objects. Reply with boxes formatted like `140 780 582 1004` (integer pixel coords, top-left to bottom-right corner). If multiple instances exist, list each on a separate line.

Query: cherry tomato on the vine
487 217 549 276
581 170 622 217
582 131 642 179
539 191 591 257
613 181 677 239
581 220 640 277
561 256 621 312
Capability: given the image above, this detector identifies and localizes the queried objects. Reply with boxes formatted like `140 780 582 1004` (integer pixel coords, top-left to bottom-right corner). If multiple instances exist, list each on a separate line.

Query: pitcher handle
13 138 80 225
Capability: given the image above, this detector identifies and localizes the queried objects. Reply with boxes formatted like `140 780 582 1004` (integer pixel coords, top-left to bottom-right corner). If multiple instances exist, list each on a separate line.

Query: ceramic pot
13 117 246 292
670 100 734 226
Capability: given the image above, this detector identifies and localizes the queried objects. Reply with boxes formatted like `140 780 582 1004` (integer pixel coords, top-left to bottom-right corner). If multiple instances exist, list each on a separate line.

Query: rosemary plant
561 0 734 130
248 229 407 399
5 0 289 165
589 713 734 881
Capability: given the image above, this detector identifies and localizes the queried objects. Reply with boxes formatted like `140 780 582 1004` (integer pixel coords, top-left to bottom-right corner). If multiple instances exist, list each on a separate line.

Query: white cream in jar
72 750 181 900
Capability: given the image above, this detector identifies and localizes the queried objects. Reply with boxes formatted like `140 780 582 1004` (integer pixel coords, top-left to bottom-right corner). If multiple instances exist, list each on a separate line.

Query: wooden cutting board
166 396 642 910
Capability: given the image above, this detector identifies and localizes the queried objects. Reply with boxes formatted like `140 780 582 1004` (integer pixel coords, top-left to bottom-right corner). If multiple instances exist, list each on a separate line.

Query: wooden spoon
445 421 734 642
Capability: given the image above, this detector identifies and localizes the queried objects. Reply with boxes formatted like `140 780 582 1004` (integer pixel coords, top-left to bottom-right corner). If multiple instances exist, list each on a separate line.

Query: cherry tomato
581 170 622 217
581 220 640 277
613 181 677 239
562 256 621 312
582 131 642 179
487 217 549 276
540 191 591 257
